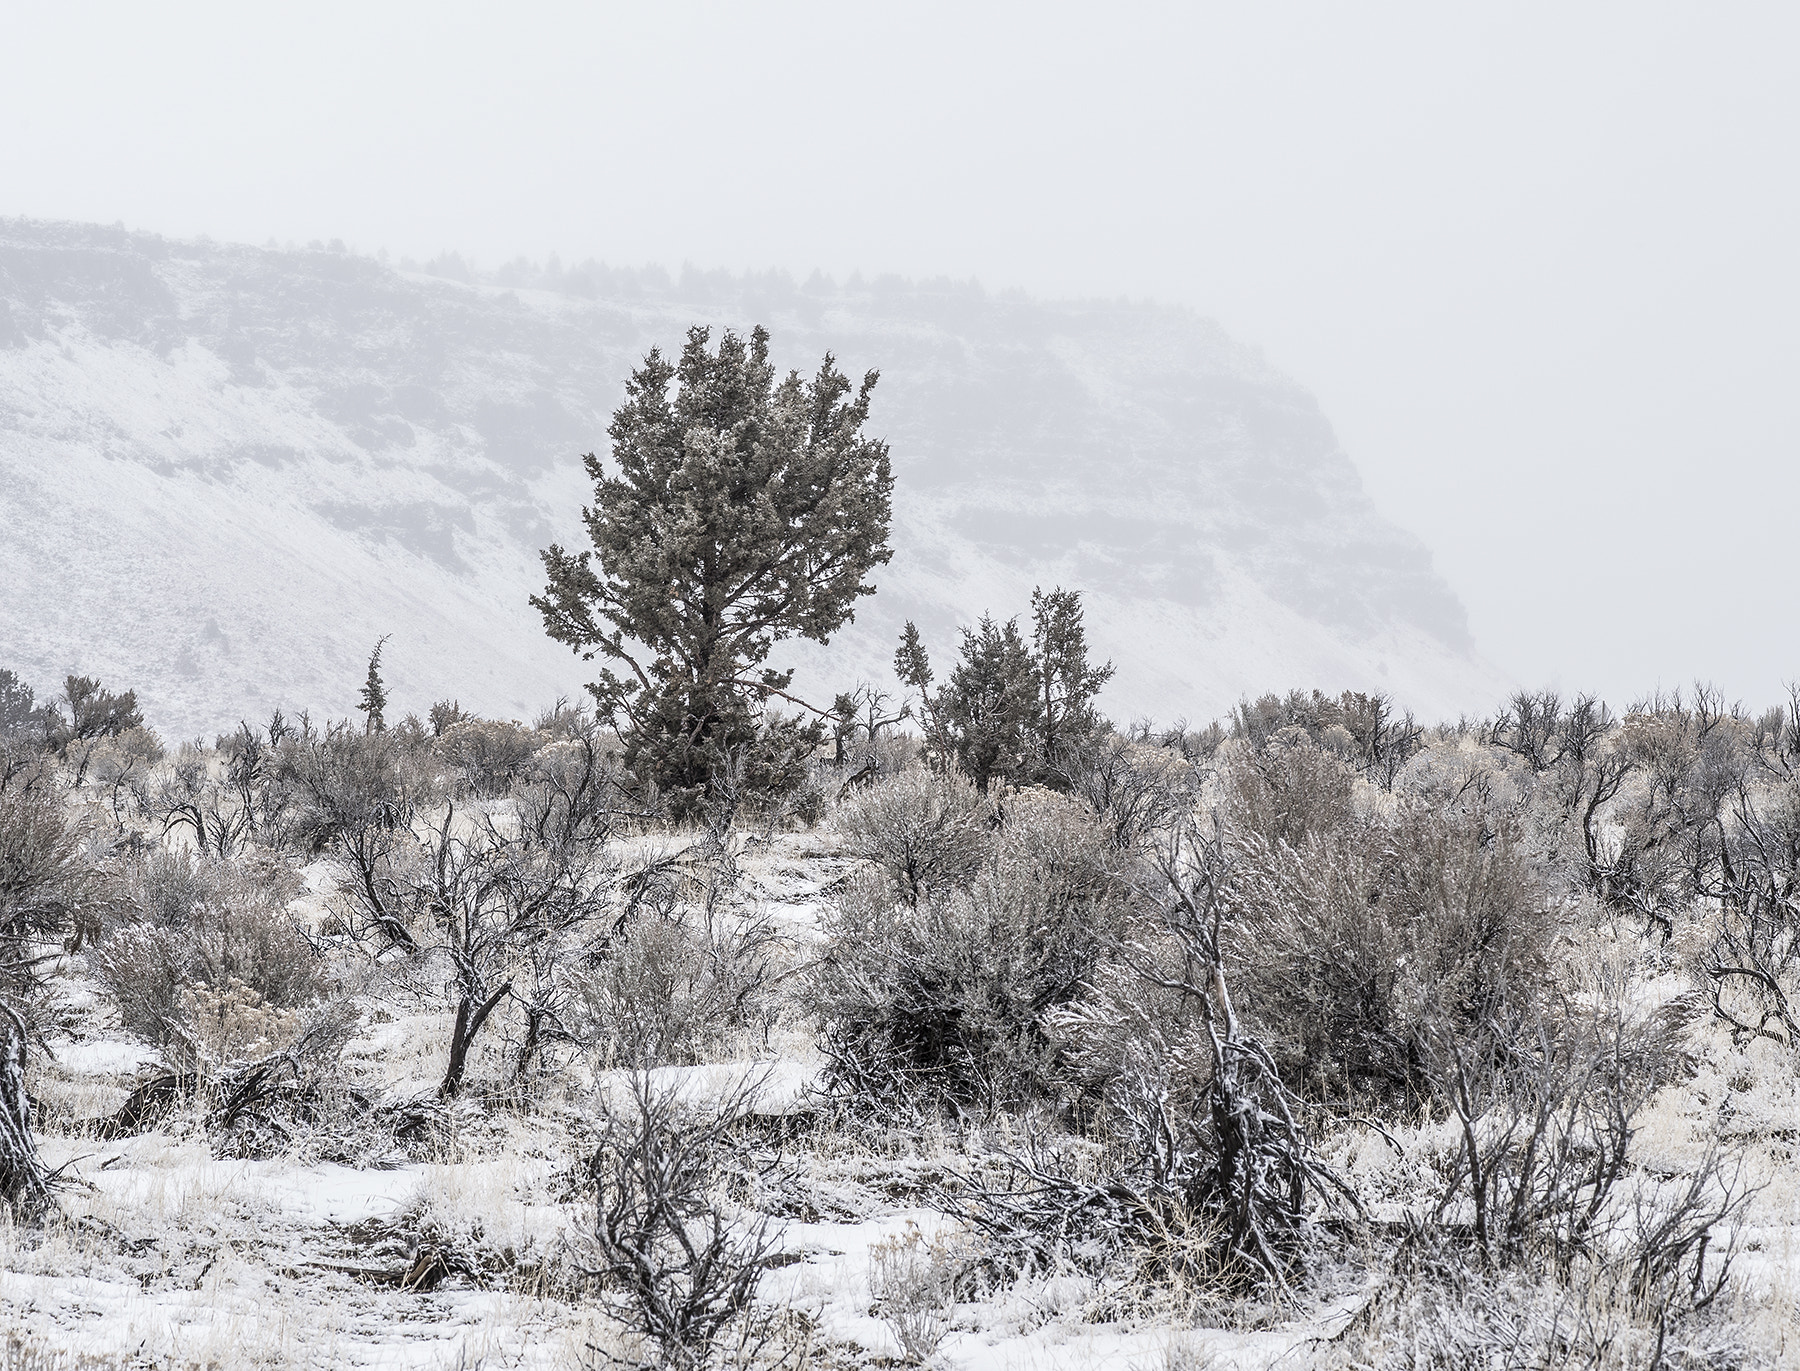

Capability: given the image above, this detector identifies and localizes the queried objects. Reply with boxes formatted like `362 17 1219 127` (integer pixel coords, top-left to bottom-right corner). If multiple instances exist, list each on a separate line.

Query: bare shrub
1317 1261 1777 1371
280 727 430 953
1070 732 1199 852
951 1063 1343 1301
582 1070 789 1371
145 741 240 858
1685 716 1800 1046
1324 1020 1760 1370
147 730 305 860
811 788 1138 1112
81 725 164 823
339 801 618 1097
1229 690 1420 788
51 673 143 752
1481 687 1756 924
828 682 909 776
203 1002 367 1159
91 999 370 1158
571 809 783 1071
1491 688 1565 772
1703 900 1800 1049
1431 1030 1645 1278
517 727 627 855
833 768 992 907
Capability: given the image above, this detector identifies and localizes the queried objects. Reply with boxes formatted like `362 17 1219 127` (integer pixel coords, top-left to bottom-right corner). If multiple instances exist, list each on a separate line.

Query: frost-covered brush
155 789 254 861
1138 824 1358 1281
1700 778 1800 1047
0 781 114 977
204 1002 363 1153
334 797 621 1098
0 940 60 1002
945 1028 1356 1297
89 1001 363 1152
581 1069 792 1371
514 723 635 853
868 1222 958 1364
1705 894 1800 1048
1422 1025 1756 1314
955 819 1359 1293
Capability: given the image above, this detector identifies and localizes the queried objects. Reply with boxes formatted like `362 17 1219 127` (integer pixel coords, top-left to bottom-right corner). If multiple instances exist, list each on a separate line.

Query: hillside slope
0 220 1508 737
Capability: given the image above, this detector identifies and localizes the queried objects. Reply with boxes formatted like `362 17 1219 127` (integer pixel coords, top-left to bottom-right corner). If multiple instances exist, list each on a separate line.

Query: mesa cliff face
0 219 1506 737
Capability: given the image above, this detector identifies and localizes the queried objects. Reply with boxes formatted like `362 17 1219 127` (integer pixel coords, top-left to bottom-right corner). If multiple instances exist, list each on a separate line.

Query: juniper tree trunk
0 1001 50 1219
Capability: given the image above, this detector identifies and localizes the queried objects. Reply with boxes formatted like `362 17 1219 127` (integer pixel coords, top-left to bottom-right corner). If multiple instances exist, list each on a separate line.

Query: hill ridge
0 217 1507 736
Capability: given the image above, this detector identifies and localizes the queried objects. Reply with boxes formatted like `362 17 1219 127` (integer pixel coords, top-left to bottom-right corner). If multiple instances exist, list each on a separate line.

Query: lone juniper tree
535 325 893 813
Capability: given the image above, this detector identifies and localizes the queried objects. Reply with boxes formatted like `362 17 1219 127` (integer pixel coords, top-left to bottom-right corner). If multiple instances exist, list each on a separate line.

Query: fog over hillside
0 219 1506 737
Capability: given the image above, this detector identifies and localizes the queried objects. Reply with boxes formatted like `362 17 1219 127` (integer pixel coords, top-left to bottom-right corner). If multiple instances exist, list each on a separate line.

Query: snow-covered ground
11 819 1799 1370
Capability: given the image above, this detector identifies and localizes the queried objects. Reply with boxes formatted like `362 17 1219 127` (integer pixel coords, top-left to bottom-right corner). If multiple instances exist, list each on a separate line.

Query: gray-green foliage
812 786 1135 1110
93 850 324 1065
535 325 894 814
39 674 144 755
834 767 993 907
0 779 112 992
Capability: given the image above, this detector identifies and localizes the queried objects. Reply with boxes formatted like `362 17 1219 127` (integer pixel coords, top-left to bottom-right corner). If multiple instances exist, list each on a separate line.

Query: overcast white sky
4 2 1796 708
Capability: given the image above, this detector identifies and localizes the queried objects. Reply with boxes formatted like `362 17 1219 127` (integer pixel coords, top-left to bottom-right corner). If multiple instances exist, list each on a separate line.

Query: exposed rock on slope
0 220 1507 737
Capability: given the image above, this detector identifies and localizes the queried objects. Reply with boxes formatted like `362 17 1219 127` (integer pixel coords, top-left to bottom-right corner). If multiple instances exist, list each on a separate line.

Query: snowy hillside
0 219 1509 738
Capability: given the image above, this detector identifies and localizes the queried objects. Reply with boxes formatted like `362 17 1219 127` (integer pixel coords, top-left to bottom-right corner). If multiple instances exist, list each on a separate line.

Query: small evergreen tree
942 615 1041 792
898 587 1112 792
359 637 390 734
1031 587 1115 781
894 620 939 752
56 675 143 747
